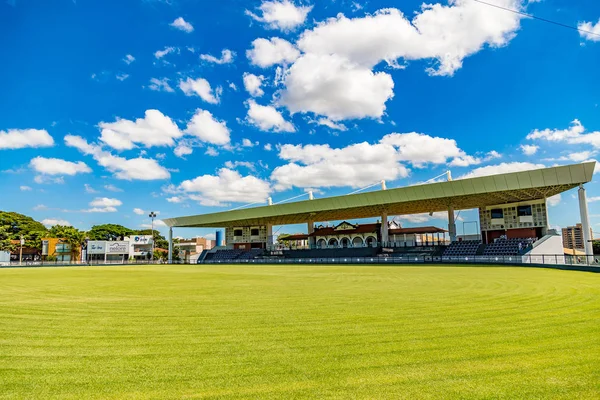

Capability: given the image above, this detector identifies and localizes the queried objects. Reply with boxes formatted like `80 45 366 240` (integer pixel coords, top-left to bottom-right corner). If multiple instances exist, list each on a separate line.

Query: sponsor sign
87 241 106 255
107 241 129 254
133 235 152 244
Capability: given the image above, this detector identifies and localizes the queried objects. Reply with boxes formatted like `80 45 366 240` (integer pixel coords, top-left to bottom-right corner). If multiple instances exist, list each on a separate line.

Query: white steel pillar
307 221 315 248
381 213 389 246
168 227 173 264
266 224 273 250
448 206 457 242
578 185 594 256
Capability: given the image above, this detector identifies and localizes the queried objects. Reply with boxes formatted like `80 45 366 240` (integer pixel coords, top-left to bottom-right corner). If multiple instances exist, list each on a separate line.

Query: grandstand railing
201 254 600 268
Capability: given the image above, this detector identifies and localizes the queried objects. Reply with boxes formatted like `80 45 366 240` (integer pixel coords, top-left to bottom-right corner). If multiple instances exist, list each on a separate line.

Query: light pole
149 212 157 263
19 235 24 266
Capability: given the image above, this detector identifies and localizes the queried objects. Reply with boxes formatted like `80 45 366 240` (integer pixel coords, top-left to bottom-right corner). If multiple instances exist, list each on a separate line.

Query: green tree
47 225 86 261
88 224 134 241
0 211 48 250
593 241 600 255
0 226 15 252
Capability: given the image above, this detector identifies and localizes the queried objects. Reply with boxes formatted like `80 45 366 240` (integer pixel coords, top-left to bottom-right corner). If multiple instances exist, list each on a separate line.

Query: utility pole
149 211 157 263
19 235 24 266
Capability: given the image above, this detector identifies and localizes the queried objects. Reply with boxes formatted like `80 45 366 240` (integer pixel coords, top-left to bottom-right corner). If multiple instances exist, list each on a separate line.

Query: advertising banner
87 241 106 255
107 241 129 254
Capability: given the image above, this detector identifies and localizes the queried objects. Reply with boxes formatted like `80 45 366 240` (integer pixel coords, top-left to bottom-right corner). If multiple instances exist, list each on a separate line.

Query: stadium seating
204 248 263 262
442 240 481 257
483 238 535 256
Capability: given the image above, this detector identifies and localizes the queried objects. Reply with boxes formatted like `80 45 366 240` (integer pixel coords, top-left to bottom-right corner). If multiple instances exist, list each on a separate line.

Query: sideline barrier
202 254 600 270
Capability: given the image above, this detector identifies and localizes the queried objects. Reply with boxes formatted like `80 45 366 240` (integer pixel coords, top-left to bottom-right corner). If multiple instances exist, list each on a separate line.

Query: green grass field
0 265 599 399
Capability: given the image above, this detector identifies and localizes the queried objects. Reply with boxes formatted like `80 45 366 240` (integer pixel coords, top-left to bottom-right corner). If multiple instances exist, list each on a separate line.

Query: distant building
124 235 154 260
562 224 593 250
10 239 41 262
41 238 80 262
176 237 215 262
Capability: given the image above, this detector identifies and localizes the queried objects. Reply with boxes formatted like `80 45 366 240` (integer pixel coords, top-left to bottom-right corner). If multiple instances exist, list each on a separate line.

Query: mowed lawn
0 266 599 399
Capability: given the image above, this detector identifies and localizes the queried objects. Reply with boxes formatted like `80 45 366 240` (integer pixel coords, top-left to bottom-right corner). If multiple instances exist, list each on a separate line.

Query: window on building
250 228 259 236
491 209 503 219
517 205 532 216
233 229 243 236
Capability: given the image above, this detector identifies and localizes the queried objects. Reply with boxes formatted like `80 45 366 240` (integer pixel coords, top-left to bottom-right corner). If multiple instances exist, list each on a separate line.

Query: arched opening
352 237 364 248
340 238 350 248
317 239 326 249
328 238 339 248
365 236 377 247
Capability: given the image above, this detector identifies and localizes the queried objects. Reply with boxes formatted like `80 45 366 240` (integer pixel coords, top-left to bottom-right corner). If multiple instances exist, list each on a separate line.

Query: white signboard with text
106 241 129 254
87 241 106 254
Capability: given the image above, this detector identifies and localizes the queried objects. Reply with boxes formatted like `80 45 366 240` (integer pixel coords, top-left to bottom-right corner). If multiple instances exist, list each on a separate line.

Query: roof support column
307 221 315 249
448 206 457 243
578 185 594 256
168 227 173 264
266 224 273 251
381 213 388 246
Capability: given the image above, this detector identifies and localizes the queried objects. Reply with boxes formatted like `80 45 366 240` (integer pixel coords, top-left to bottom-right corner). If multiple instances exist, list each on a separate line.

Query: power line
471 0 600 39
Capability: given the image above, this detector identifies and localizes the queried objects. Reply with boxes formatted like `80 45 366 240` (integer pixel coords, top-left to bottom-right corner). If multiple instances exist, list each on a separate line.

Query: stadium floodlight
149 212 157 262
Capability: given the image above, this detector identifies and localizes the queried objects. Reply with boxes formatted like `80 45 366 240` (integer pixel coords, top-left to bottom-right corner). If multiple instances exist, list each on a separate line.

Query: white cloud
578 19 600 42
85 197 122 213
271 142 410 190
205 147 219 156
98 109 182 150
275 1 528 121
246 0 312 31
170 17 194 33
104 184 123 192
123 54 135 64
278 53 394 121
563 151 596 162
458 162 546 179
264 143 273 151
0 129 54 149
167 196 183 203
381 132 462 167
174 144 193 158
116 73 129 81
448 150 502 168
148 78 175 93
527 119 600 149
179 77 221 104
242 138 256 147
297 3 524 76
30 157 91 176
243 73 265 97
41 218 71 227
246 37 300 68
520 144 539 156
84 184 98 193
315 118 348 131
19 185 32 191
224 161 255 171
154 46 177 59
133 208 145 215
91 197 122 207
180 168 271 206
246 99 295 132
547 194 561 207
185 109 231 145
228 82 238 91
65 135 171 181
140 220 167 229
34 175 65 185
200 49 235 64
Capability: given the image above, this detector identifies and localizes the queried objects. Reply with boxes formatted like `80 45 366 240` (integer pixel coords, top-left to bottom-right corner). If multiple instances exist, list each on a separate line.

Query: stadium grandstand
163 162 597 266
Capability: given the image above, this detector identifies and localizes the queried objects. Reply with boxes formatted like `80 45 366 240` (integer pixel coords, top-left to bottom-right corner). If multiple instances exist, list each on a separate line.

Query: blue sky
1 0 600 238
